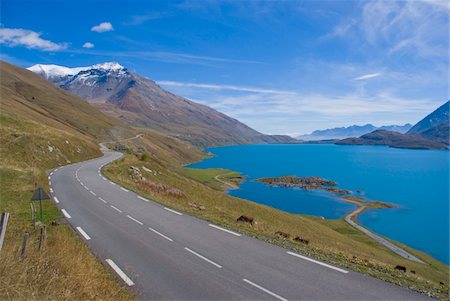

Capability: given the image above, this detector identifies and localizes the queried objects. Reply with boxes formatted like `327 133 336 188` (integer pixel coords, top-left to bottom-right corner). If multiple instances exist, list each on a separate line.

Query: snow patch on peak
27 62 126 79
90 62 124 71
27 64 86 79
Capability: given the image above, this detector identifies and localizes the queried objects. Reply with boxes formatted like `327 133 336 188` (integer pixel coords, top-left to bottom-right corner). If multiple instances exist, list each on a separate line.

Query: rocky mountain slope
408 100 449 145
28 62 296 147
336 130 447 150
297 123 412 141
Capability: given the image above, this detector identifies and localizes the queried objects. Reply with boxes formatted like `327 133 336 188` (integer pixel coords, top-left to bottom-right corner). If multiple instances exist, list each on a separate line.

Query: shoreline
343 202 424 263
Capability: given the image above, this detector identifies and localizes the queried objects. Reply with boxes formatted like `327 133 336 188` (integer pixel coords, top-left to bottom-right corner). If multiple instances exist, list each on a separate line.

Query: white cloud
353 72 382 81
161 80 440 134
0 28 67 51
82 42 94 48
91 22 113 33
157 81 296 95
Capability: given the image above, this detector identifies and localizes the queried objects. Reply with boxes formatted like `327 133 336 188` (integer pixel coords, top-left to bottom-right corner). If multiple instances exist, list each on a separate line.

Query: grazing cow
395 265 407 272
237 215 254 225
275 231 290 239
294 236 309 245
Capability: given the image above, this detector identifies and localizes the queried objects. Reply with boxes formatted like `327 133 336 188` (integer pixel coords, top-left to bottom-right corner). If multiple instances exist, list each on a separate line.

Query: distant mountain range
337 101 449 150
297 124 412 141
28 62 296 147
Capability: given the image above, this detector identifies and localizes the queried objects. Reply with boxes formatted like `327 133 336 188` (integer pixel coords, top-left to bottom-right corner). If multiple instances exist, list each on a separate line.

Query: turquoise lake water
188 144 449 264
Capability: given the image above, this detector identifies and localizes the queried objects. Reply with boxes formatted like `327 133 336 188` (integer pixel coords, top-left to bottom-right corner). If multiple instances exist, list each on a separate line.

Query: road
345 206 423 263
48 149 431 300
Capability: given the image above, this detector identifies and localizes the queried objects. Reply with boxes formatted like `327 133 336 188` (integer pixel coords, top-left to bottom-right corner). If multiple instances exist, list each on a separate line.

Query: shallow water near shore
188 144 449 264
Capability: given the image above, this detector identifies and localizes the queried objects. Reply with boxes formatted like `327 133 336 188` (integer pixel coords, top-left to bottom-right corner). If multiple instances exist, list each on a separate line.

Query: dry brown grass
0 225 133 301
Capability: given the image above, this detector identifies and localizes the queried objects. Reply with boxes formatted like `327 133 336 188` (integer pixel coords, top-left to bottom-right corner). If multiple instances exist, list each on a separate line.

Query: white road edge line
89 191 97 196
164 207 183 216
102 177 107 181
208 224 241 237
105 259 135 286
110 205 123 213
98 197 107 203
137 196 150 202
148 227 173 242
287 251 348 274
184 247 222 268
120 187 129 192
109 181 116 185
242 278 288 301
49 188 54 193
127 215 143 225
50 172 53 176
61 209 71 219
53 197 59 203
76 227 91 240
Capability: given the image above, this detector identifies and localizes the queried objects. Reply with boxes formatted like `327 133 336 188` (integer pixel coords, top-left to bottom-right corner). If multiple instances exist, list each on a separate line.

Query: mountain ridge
28 62 296 147
297 123 412 141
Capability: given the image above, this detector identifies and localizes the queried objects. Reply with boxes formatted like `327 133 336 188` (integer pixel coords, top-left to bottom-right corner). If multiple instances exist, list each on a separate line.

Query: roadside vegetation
104 132 449 300
0 62 135 300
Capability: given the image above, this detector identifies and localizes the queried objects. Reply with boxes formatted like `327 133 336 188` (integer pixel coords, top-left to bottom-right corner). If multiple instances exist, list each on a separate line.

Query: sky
1 0 449 135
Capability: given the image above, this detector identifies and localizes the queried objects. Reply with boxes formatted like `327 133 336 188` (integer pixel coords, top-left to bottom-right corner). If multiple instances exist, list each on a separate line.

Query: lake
188 144 449 264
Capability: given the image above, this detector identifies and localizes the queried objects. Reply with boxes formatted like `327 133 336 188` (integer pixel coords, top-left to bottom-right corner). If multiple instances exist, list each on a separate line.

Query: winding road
48 148 431 300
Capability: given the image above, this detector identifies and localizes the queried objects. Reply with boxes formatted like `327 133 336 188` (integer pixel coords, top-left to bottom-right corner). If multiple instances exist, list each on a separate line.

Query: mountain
408 100 449 145
336 130 447 150
297 123 412 141
0 60 132 169
28 62 296 147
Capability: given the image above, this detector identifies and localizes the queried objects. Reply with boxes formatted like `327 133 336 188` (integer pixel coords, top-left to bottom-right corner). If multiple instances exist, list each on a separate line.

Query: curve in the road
47 149 432 300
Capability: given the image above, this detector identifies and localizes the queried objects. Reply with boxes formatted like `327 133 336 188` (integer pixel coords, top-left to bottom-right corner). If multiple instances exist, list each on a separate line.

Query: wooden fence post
30 202 36 228
0 212 10 255
20 232 29 260
38 226 46 250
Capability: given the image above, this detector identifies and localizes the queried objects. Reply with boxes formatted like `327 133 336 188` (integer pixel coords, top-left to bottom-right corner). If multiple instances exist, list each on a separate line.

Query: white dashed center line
148 227 173 242
110 205 123 213
89 191 97 196
127 215 143 225
184 247 222 268
243 279 288 301
98 197 107 203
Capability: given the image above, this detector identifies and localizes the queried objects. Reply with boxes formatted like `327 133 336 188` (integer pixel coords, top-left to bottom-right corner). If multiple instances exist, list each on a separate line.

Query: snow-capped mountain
27 62 295 147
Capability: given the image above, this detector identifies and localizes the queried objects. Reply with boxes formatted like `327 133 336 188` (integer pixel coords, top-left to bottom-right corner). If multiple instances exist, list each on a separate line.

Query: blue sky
1 0 448 135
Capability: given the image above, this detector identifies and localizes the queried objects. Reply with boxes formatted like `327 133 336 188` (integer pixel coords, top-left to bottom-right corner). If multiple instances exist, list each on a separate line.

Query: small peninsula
255 175 394 210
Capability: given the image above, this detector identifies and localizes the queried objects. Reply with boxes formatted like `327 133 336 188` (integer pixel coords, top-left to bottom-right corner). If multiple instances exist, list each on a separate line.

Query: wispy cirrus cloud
353 72 382 81
69 48 264 66
125 12 172 25
91 22 114 33
0 28 67 51
157 81 296 94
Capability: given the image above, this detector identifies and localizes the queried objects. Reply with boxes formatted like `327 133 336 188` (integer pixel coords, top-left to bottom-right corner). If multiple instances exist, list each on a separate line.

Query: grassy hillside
103 131 449 300
0 61 134 300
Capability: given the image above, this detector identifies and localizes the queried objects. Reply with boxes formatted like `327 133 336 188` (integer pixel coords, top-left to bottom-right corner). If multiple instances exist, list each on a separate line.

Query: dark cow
294 236 309 245
275 231 290 239
395 265 407 272
237 215 254 225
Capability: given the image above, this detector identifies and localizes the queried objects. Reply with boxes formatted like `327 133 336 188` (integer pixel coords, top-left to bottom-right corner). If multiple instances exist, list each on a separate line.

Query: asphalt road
49 149 432 300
